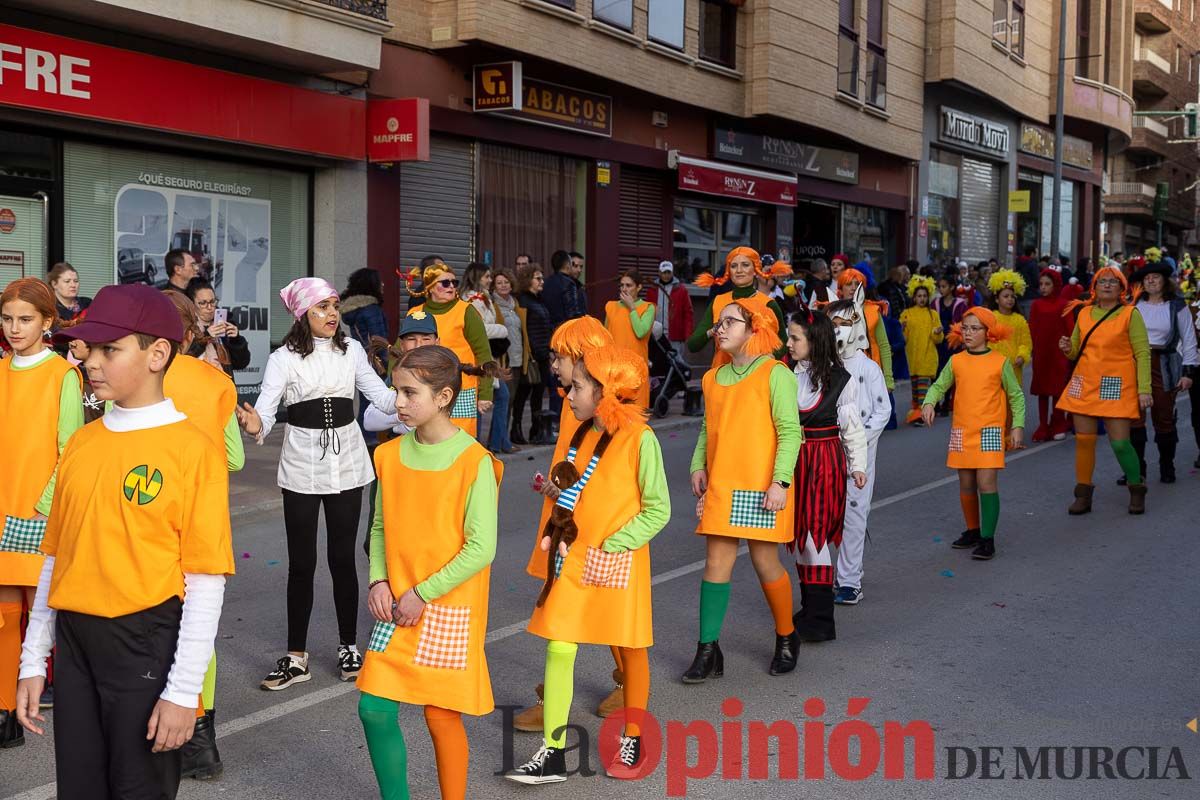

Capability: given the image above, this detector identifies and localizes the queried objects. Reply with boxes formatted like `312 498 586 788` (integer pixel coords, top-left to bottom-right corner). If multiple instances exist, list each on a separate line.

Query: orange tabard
525 408 585 580
710 291 777 369
164 355 237 450
409 300 478 436
863 303 884 371
696 357 795 543
526 422 654 649
1055 305 1140 420
604 300 653 409
945 350 1010 470
0 354 77 586
357 437 502 716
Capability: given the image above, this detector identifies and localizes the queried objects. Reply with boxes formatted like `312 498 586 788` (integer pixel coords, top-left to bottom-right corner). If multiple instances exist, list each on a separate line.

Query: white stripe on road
0 434 1077 800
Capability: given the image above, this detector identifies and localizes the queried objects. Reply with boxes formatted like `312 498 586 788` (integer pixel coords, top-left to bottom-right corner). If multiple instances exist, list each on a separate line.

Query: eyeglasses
1095 278 1122 288
960 324 986 333
435 278 461 289
195 299 217 308
712 317 748 333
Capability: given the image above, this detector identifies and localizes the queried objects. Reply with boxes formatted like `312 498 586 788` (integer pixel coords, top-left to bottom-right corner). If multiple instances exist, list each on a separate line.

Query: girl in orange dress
507 348 669 784
358 345 502 800
921 307 1025 561
687 247 791 368
604 270 654 408
835 268 894 392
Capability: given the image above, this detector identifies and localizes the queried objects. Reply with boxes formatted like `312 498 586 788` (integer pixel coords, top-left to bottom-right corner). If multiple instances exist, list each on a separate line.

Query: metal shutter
618 166 668 282
959 157 1000 263
398 136 475 269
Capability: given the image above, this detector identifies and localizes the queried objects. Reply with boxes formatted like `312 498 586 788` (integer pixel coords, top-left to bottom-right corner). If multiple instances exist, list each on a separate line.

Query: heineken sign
712 128 859 185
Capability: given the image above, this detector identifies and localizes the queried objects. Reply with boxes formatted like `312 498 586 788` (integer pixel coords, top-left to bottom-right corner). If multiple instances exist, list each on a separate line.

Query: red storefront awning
675 155 797 207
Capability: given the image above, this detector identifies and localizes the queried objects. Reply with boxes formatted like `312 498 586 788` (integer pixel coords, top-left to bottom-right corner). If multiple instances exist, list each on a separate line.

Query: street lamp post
1050 0 1068 262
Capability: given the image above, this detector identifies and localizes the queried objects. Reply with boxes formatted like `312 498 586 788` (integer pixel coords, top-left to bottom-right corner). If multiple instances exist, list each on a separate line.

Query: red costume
1028 268 1074 439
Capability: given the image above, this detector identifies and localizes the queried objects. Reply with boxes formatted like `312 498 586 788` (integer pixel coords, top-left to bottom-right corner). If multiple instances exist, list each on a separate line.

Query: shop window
865 0 886 109
673 203 761 280
700 0 737 68
540 0 576 9
648 0 686 49
992 0 1008 47
842 204 894 268
926 148 962 264
793 200 841 265
1010 0 1024 58
594 0 633 31
837 0 858 97
1040 177 1075 261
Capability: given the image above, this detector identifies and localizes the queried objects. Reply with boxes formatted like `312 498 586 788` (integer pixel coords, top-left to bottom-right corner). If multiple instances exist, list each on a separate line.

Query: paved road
4 395 1199 799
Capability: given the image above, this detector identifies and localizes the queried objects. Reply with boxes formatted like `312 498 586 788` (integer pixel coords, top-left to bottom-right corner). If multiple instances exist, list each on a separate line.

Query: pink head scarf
280 277 338 319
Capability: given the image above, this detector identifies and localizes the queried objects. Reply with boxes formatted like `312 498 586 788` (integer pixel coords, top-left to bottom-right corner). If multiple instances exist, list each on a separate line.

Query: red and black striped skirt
791 427 848 553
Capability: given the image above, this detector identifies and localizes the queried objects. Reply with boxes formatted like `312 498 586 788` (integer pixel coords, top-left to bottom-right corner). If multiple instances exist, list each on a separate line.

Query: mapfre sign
366 98 429 162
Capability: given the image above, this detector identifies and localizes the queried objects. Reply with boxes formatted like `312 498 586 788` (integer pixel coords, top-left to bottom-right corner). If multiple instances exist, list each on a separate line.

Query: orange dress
604 300 653 408
526 422 654 648
696 358 795 543
943 350 1011 470
0 355 79 587
526 409 585 580
408 301 479 436
358 437 502 716
164 355 238 449
710 291 777 369
1056 305 1140 420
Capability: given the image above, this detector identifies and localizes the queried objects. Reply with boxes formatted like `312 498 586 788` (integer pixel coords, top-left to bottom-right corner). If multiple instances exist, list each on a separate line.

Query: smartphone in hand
213 307 229 327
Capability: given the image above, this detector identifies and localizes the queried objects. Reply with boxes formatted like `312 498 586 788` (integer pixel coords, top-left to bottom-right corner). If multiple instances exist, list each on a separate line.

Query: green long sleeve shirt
629 302 655 340
872 314 894 390
223 412 246 472
923 349 1027 427
34 367 85 516
686 285 787 354
1066 306 1152 394
407 298 495 402
689 358 802 484
601 428 671 553
368 429 498 601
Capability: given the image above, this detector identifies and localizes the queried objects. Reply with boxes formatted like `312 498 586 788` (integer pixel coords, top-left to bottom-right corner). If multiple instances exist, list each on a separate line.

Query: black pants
281 487 363 652
55 598 183 800
512 356 549 434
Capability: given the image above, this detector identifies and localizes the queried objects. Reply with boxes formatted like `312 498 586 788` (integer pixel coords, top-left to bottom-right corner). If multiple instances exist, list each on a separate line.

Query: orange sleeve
179 442 236 576
37 436 80 558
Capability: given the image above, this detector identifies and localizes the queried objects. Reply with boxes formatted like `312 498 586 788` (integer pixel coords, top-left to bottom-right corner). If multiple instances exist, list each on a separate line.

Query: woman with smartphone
187 277 251 375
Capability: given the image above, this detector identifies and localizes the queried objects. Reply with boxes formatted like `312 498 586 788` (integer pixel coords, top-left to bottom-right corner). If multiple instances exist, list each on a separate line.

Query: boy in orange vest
15 284 235 799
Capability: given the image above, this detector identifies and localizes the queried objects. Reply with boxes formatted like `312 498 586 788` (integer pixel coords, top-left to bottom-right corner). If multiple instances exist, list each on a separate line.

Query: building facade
1105 0 1200 257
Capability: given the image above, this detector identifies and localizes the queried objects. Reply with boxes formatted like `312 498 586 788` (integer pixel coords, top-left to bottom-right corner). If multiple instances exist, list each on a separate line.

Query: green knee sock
359 692 410 800
544 640 578 749
1111 438 1142 484
980 492 1000 540
201 652 217 711
698 580 731 644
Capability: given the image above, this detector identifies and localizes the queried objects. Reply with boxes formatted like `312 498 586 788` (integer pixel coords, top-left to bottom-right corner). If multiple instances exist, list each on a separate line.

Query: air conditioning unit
652 111 669 128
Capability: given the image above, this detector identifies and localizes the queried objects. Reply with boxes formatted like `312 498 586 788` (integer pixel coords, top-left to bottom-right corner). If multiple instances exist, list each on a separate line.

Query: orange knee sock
619 647 649 738
424 706 468 800
760 574 795 636
1075 433 1098 485
959 491 980 530
609 645 623 675
0 601 22 709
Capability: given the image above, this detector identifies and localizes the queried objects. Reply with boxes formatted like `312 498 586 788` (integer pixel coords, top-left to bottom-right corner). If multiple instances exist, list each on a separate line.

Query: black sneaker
971 539 996 560
338 645 363 682
506 743 568 784
951 529 981 549
260 654 311 691
39 686 54 710
605 735 642 779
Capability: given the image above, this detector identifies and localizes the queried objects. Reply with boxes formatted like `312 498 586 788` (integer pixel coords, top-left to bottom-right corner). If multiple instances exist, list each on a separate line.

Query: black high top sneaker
506 742 568 784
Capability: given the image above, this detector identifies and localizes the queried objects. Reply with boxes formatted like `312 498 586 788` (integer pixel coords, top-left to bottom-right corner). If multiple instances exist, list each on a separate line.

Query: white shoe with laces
260 653 311 691
338 645 363 681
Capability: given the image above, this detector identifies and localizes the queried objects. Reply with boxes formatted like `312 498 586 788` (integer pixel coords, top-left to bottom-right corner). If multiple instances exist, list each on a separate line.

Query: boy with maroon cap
15 284 235 800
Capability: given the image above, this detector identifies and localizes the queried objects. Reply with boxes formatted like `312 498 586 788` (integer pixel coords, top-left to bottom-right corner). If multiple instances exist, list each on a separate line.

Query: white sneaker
338 645 363 681
260 653 311 691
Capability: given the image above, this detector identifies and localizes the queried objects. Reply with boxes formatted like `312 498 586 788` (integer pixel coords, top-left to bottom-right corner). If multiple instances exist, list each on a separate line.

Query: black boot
681 641 724 684
1157 431 1178 483
0 709 24 749
768 630 801 676
510 422 528 446
951 529 981 549
794 585 836 642
180 710 222 780
792 567 811 622
1119 427 1148 485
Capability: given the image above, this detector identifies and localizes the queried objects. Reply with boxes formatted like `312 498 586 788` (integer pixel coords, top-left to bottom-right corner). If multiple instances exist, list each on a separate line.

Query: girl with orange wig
0 278 84 748
684 299 802 683
1055 267 1152 515
508 347 669 784
687 247 790 368
835 268 894 391
921 307 1026 560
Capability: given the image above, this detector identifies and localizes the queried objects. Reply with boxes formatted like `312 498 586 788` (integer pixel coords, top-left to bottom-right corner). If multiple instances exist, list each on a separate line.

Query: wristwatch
773 480 791 489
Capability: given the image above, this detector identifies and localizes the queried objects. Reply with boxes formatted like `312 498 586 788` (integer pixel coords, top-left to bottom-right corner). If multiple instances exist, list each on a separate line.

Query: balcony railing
1134 116 1169 136
315 0 388 20
1108 181 1156 198
1135 46 1172 74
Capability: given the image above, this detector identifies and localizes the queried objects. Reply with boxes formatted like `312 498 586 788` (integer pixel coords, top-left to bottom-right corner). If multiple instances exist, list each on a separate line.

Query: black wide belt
288 397 354 460
803 425 841 440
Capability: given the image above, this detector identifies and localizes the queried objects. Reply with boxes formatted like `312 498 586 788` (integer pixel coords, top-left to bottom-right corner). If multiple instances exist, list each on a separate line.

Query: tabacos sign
473 61 613 137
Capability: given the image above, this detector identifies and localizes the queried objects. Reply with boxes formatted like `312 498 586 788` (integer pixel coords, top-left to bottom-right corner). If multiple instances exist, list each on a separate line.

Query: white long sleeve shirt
1137 299 1200 366
19 400 227 709
842 350 891 441
795 362 869 474
253 336 397 494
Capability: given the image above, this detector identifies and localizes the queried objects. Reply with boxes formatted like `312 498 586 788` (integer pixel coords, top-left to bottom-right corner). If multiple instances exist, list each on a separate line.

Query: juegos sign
473 62 612 137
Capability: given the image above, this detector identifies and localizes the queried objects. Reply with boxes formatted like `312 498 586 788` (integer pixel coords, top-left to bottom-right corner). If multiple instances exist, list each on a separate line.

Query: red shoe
905 409 923 425
1050 417 1071 440
1031 424 1050 443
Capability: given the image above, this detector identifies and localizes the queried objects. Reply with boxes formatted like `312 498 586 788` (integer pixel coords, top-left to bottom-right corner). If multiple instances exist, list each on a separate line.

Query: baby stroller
648 334 692 418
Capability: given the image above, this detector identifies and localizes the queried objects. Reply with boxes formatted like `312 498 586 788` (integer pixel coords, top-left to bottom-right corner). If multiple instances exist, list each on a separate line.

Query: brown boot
1127 483 1147 515
512 684 544 732
1067 483 1094 515
596 669 624 718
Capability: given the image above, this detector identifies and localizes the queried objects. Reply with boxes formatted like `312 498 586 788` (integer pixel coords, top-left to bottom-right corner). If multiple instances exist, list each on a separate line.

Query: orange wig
581 347 649 433
947 306 1011 348
550 315 614 359
695 247 794 287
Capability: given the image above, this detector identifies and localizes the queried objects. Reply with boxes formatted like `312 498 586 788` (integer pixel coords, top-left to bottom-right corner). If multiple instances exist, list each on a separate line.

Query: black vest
797 366 850 437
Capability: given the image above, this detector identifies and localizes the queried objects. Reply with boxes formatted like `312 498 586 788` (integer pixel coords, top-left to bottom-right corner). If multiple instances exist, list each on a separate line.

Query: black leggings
281 487 363 652
512 356 549 433
1190 380 1200 451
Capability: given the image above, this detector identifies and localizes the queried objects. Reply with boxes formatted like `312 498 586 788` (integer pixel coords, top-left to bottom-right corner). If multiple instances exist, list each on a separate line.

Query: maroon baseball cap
53 284 184 345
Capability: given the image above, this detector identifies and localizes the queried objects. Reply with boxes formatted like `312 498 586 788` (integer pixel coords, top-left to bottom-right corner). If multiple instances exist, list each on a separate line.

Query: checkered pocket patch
413 604 471 670
581 546 633 589
948 428 965 453
1067 375 1084 399
980 426 1004 452
0 516 47 555
729 490 776 529
367 620 398 653
450 387 477 419
1099 376 1123 401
